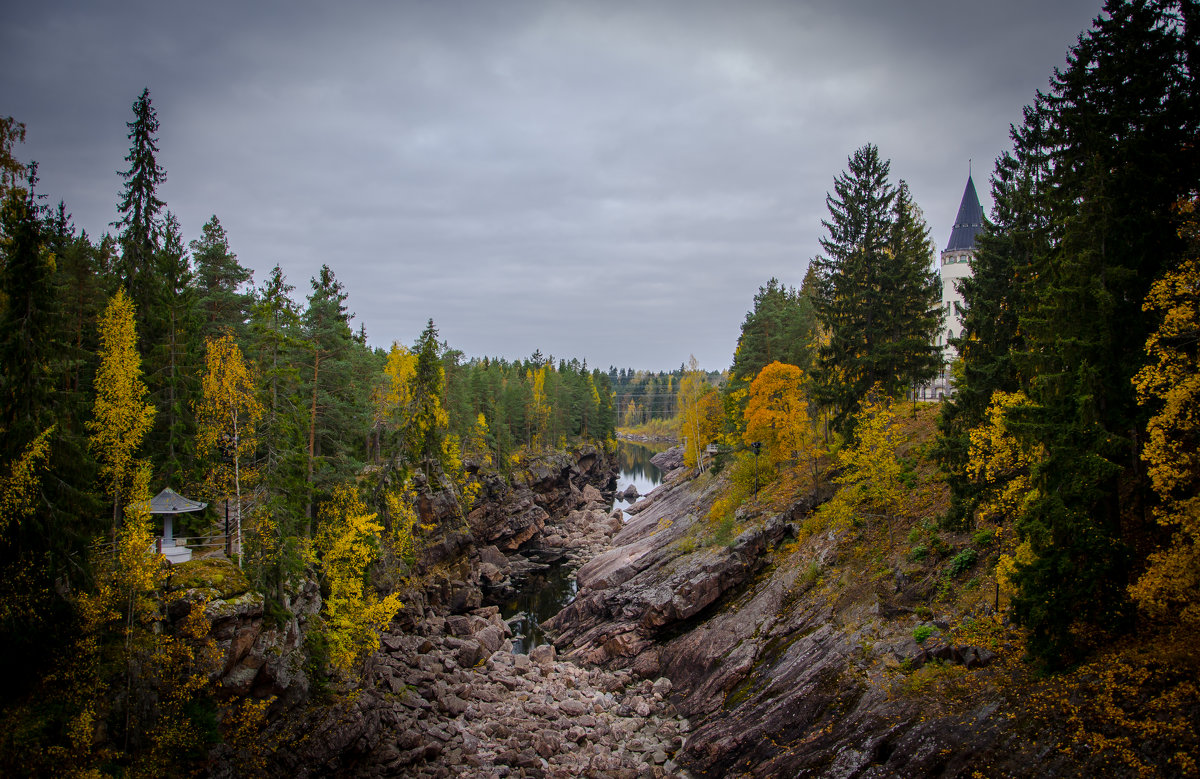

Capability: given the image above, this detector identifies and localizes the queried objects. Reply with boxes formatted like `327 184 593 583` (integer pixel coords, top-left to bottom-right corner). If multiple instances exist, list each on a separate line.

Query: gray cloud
2 0 1102 369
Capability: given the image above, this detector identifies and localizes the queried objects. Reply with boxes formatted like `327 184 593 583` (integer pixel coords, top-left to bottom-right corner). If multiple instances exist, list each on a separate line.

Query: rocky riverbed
271 611 691 778
198 437 1184 778
205 445 702 777
544 448 1073 778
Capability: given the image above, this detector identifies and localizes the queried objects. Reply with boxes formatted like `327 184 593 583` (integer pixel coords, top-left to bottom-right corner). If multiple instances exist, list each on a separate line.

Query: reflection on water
500 440 671 654
613 439 668 514
502 564 577 654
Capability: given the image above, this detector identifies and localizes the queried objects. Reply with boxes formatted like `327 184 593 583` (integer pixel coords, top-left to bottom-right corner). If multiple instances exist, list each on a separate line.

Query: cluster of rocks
544 453 1041 777
276 610 691 778
465 446 616 553
476 484 625 601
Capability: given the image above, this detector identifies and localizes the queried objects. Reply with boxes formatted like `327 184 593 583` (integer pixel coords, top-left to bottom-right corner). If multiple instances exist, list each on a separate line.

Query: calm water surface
503 439 668 652
612 439 668 516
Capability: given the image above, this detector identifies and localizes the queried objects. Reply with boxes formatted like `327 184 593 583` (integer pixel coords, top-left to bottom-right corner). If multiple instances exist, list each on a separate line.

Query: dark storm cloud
2 0 1102 369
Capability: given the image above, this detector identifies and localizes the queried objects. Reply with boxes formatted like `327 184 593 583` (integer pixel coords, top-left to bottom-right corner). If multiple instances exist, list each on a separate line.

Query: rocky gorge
191 444 697 777
193 433 1112 778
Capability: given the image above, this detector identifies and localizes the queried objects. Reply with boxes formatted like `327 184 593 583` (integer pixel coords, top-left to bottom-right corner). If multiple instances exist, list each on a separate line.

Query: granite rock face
167 558 320 704
546 468 1052 778
465 444 616 553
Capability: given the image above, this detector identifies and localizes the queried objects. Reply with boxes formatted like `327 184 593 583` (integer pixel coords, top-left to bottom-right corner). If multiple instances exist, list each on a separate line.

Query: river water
503 439 669 653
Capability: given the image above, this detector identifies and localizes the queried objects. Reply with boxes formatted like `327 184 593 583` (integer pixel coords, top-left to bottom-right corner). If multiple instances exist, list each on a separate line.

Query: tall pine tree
113 88 166 330
810 144 941 433
936 117 1050 528
996 0 1198 666
191 215 252 341
301 265 365 522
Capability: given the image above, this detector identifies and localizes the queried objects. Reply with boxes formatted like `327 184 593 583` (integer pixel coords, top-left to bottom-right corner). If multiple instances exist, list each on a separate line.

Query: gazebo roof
146 487 207 514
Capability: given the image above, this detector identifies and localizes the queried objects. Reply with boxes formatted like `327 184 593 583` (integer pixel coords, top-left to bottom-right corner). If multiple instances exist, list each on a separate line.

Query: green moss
167 558 250 599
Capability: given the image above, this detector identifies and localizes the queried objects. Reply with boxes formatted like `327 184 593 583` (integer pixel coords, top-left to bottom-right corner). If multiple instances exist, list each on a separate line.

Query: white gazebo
147 487 207 564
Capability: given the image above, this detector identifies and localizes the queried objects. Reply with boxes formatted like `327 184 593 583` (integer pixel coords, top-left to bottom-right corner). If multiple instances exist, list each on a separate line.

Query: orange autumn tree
195 332 263 563
743 361 816 481
1130 197 1200 625
88 288 155 529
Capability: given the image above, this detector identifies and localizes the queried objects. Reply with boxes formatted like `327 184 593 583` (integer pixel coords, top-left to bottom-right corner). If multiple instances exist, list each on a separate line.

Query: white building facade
920 174 983 400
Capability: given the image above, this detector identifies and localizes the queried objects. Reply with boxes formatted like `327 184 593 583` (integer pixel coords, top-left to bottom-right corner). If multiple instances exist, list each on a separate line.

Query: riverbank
545 409 1108 777
616 429 678 445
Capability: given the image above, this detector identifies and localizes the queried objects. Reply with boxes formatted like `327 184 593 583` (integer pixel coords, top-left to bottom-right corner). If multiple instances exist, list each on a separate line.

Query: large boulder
649 446 685 473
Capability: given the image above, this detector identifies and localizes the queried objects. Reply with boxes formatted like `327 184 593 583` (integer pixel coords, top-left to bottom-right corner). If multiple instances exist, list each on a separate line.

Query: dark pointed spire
945 174 984 252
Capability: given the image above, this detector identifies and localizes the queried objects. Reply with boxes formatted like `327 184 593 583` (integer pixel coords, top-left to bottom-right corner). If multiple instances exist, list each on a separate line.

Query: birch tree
88 288 155 529
195 332 263 562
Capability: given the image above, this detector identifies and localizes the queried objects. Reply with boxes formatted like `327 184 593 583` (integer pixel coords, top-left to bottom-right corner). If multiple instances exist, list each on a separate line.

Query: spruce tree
810 144 940 433
147 213 200 485
936 125 1049 528
996 0 1198 666
727 278 816 432
190 215 253 341
0 172 56 462
407 318 448 474
113 88 166 329
249 265 307 518
882 181 943 399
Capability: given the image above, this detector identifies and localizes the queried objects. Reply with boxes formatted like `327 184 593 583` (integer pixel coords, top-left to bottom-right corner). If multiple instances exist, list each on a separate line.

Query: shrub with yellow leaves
313 485 403 672
1130 197 1200 626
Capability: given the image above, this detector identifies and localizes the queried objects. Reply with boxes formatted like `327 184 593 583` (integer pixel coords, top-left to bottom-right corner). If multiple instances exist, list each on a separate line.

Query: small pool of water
500 563 577 654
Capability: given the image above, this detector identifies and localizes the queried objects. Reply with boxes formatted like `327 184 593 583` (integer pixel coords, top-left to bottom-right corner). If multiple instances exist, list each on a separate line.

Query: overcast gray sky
3 0 1102 371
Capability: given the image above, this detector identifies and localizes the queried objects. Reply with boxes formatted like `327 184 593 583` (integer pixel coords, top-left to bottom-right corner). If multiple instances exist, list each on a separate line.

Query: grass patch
708 514 738 548
898 660 969 698
946 548 978 578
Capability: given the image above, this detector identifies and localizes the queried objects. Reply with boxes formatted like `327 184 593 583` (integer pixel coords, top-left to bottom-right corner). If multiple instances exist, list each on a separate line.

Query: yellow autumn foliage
0 424 53 533
372 342 417 453
966 390 1042 527
383 480 419 562
817 391 906 529
1130 197 1200 625
528 365 551 450
464 412 493 467
676 356 723 472
313 485 403 671
88 288 155 525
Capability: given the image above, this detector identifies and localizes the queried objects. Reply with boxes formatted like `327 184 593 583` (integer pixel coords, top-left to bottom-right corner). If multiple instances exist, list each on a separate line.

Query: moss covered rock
166 557 250 600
